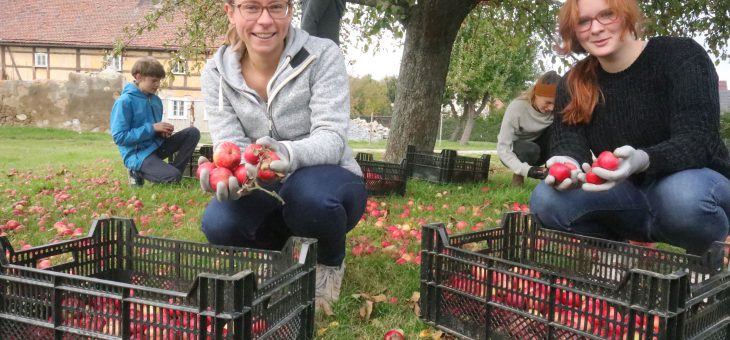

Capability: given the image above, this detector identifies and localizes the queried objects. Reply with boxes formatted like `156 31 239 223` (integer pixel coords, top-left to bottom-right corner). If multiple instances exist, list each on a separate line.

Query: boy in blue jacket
110 57 200 186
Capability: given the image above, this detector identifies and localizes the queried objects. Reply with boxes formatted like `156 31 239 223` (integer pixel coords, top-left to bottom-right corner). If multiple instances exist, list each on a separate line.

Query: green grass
0 126 533 339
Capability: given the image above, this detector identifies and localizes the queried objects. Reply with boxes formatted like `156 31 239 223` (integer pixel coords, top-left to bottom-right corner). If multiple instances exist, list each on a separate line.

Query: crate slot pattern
355 153 407 196
0 217 317 339
420 212 730 340
181 144 214 178
405 145 490 184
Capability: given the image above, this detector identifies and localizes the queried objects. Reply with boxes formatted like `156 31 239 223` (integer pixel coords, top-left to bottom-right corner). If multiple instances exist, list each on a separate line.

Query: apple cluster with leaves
198 141 285 204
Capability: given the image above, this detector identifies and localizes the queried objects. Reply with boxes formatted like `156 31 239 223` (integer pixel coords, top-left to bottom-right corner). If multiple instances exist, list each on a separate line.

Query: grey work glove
544 156 582 191
198 156 246 201
581 146 649 192
256 136 292 174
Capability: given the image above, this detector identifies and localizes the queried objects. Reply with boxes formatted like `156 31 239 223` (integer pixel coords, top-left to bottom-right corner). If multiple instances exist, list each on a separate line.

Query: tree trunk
383 0 479 162
459 91 490 145
459 100 476 145
452 102 469 141
448 101 461 141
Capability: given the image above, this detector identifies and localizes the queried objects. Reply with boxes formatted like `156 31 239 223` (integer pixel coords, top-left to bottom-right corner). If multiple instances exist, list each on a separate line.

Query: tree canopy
444 5 538 144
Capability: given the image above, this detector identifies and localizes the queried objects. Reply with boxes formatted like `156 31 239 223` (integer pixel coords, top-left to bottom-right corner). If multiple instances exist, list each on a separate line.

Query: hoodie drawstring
218 75 224 113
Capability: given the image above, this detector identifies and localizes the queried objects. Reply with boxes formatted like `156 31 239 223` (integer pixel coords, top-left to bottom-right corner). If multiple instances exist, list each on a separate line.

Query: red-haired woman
529 0 730 256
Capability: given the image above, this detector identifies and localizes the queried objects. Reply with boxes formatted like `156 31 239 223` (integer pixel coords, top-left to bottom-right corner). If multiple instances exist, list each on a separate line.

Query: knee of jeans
285 197 345 234
201 212 253 247
189 127 201 141
529 183 558 216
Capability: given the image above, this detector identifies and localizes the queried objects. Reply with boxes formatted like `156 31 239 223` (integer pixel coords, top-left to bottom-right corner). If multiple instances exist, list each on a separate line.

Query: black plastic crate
0 217 317 339
182 144 214 178
355 153 407 196
420 212 730 340
405 145 490 184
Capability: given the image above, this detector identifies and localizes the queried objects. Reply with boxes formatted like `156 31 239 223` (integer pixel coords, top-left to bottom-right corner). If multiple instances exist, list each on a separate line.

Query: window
34 53 48 68
105 54 122 71
168 99 193 120
171 61 187 75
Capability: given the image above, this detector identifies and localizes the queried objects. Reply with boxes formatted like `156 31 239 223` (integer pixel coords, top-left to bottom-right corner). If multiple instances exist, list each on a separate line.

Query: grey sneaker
315 263 345 308
128 170 144 187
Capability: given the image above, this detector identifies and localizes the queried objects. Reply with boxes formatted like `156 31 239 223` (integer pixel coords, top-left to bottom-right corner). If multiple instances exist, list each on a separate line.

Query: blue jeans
529 168 730 254
201 165 367 266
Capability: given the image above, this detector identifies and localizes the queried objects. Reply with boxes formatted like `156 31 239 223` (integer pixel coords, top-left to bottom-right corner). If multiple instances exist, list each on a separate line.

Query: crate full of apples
419 212 730 340
355 153 407 196
0 218 317 339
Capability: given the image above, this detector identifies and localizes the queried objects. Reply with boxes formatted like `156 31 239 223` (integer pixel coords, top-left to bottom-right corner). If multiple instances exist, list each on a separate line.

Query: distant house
0 0 213 132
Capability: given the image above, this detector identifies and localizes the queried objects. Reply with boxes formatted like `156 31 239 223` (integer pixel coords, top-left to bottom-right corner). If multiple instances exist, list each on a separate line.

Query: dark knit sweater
550 37 730 180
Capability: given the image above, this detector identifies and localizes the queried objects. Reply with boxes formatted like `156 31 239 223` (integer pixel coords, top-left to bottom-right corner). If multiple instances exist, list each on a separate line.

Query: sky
344 36 730 83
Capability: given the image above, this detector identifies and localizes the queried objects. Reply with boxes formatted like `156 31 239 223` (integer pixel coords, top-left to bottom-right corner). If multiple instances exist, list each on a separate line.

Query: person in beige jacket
497 71 561 186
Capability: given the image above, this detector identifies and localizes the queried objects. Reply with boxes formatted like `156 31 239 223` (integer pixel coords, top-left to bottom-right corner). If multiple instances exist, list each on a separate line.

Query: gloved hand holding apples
579 146 649 192
544 156 581 191
198 140 287 203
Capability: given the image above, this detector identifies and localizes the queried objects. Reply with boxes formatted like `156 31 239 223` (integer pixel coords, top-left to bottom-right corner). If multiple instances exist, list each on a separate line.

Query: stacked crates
182 144 214 179
405 145 490 184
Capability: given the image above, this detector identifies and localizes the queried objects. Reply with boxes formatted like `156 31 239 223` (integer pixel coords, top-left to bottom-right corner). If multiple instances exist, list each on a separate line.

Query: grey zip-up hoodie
201 25 361 177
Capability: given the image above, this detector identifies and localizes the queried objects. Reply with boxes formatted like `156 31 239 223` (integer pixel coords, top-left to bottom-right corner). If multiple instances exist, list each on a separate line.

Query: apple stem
252 185 286 205
237 180 286 205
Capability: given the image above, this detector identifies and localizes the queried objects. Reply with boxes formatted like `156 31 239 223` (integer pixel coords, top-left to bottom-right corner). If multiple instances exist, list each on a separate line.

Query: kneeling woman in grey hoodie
197 0 366 311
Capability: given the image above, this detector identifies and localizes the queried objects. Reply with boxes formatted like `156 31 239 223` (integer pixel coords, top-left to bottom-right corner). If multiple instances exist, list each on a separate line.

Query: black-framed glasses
576 9 618 32
236 1 291 21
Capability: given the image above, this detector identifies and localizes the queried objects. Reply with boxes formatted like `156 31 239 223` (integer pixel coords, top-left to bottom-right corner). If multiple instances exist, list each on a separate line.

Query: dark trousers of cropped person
512 128 551 166
300 0 346 45
201 165 367 266
139 127 200 183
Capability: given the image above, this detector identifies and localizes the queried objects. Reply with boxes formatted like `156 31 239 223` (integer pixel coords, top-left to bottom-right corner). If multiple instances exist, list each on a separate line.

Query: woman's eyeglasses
576 10 618 32
236 2 290 20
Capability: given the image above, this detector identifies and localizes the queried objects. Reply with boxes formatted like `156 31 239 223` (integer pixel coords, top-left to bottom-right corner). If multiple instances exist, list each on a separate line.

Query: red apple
253 319 267 335
196 161 216 179
585 171 605 184
596 151 620 170
209 167 233 189
257 151 281 181
233 165 249 185
243 143 263 165
383 328 405 340
213 141 242 170
549 163 571 183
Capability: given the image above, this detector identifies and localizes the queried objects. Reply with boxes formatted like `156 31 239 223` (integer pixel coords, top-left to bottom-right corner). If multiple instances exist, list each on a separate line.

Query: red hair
556 0 643 124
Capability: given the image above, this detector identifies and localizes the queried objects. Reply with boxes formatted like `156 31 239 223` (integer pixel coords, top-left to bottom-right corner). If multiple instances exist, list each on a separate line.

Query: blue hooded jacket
110 82 164 170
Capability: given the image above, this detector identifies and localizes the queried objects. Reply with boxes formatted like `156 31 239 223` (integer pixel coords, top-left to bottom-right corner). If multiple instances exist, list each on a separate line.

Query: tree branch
448 101 459 117
476 91 490 116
